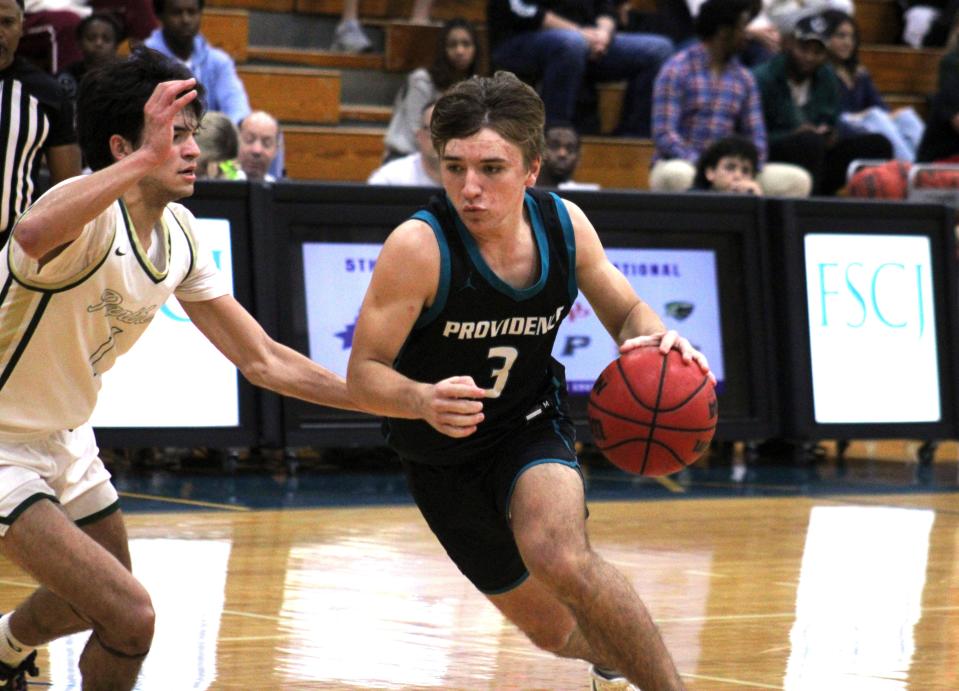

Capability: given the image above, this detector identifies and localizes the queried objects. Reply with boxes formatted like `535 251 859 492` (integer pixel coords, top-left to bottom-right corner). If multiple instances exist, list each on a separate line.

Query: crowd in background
5 0 959 217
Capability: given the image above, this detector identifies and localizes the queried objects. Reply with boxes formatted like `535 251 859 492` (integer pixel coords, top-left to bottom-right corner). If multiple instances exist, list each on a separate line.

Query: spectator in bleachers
196 110 241 180
691 135 763 193
368 102 441 186
650 0 811 196
536 124 600 189
383 17 480 163
823 9 924 161
56 11 121 98
331 0 433 53
20 1 156 72
916 19 959 161
753 13 892 194
487 0 673 137
0 0 81 244
765 0 852 32
145 0 251 124
237 110 280 182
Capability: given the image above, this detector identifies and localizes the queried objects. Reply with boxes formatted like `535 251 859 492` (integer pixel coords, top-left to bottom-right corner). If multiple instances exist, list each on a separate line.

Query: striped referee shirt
0 56 76 238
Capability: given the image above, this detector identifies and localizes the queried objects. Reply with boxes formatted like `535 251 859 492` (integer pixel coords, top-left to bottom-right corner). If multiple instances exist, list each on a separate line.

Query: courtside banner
301 243 725 394
804 233 939 423
557 248 725 394
89 218 240 428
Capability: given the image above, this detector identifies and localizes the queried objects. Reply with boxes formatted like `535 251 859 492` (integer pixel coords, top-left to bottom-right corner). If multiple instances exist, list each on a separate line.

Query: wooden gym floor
1 443 957 690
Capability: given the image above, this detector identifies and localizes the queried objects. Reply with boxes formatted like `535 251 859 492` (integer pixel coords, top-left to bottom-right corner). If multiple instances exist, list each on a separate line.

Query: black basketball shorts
400 415 584 595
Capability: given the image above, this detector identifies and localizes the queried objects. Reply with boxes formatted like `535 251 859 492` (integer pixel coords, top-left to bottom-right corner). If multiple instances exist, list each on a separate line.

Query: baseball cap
793 14 830 44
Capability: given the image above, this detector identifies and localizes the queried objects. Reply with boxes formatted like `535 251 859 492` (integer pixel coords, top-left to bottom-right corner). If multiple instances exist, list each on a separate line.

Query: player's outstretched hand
621 330 717 385
139 78 198 166
421 375 486 438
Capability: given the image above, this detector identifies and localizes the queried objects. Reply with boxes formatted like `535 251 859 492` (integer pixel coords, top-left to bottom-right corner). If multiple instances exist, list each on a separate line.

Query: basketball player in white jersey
0 48 356 689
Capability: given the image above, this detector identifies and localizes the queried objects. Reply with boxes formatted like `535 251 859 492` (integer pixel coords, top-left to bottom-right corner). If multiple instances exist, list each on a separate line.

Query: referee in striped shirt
0 0 81 244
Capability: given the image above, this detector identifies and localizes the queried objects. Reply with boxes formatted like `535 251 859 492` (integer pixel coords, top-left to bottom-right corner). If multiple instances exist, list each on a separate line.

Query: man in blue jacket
145 0 250 125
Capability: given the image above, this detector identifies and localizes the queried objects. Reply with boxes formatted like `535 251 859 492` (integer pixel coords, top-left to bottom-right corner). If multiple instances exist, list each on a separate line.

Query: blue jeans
492 28 673 136
840 106 926 162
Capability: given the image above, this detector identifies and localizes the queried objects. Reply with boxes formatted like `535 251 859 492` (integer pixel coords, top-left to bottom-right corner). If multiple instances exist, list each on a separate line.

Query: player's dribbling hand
422 375 486 438
139 78 198 166
620 330 717 385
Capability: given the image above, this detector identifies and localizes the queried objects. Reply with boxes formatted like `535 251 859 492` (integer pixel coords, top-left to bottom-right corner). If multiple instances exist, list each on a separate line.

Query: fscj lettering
442 306 565 340
817 261 927 337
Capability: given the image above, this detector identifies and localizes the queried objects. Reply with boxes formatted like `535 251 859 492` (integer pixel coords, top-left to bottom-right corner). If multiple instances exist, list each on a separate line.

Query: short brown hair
431 71 545 168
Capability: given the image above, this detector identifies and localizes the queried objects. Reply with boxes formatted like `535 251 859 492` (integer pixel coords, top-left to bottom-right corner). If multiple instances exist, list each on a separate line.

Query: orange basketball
587 347 717 476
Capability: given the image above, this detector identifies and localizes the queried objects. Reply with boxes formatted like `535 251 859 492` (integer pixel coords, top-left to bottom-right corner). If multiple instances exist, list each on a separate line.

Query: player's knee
99 591 155 655
522 620 575 654
522 542 591 595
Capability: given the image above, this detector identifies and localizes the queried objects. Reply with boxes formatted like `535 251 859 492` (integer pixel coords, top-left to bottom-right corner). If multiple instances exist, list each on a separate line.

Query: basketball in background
587 346 717 476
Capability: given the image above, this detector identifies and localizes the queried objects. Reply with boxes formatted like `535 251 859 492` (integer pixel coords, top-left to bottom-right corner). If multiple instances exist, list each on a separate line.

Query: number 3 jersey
385 188 578 465
0 180 228 441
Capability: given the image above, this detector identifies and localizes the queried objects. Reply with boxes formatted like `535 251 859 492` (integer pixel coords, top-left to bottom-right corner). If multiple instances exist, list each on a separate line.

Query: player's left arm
565 199 714 380
180 294 360 411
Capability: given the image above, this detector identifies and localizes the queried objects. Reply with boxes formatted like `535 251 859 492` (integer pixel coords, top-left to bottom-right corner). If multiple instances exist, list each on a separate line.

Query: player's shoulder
164 202 199 241
387 216 440 254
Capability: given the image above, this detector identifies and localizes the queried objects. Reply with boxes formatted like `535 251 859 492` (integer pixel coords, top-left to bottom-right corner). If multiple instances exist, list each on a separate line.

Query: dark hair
428 18 482 91
821 9 859 71
693 135 759 188
695 0 761 40
77 47 206 171
76 12 125 45
15 0 23 11
153 0 204 16
431 71 545 167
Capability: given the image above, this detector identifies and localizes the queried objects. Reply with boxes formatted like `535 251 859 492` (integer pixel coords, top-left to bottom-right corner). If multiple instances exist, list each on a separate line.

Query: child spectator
823 9 924 161
196 110 241 180
56 11 121 97
383 17 480 163
691 135 763 193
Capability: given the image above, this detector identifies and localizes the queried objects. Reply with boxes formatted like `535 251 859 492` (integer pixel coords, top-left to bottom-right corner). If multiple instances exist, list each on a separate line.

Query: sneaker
589 665 637 691
0 651 39 691
331 19 372 53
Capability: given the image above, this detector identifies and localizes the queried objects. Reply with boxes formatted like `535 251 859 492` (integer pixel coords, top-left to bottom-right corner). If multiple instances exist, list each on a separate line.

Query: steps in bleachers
207 0 293 11
282 125 652 189
204 0 933 189
237 65 341 123
859 46 940 96
857 0 901 45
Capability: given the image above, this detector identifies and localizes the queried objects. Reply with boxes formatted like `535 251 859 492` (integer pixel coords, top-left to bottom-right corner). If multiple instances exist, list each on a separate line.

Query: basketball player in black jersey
347 72 713 691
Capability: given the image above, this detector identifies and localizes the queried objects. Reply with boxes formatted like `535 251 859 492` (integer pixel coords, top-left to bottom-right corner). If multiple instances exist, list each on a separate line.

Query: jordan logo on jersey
441 305 566 340
87 289 158 324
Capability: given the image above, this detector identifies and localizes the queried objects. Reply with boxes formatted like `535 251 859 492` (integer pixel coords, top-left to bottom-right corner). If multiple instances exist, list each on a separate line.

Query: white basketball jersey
0 187 228 441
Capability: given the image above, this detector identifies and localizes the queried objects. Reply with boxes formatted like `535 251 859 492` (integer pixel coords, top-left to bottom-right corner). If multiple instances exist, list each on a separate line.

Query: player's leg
509 462 684 690
6 507 132 643
0 500 153 691
486 573 609 665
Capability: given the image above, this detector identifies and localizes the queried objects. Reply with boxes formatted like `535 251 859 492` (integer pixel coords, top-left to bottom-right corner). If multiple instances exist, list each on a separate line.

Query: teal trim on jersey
548 192 579 304
481 571 530 595
410 209 451 329
446 192 549 302
120 198 170 285
506 457 581 516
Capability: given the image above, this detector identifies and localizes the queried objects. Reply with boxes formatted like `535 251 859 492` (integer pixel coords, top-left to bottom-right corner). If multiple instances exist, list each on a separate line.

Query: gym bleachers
197 0 938 188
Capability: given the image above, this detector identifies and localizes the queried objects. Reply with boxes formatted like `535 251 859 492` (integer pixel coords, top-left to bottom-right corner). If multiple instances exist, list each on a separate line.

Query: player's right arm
13 79 198 260
347 219 486 438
